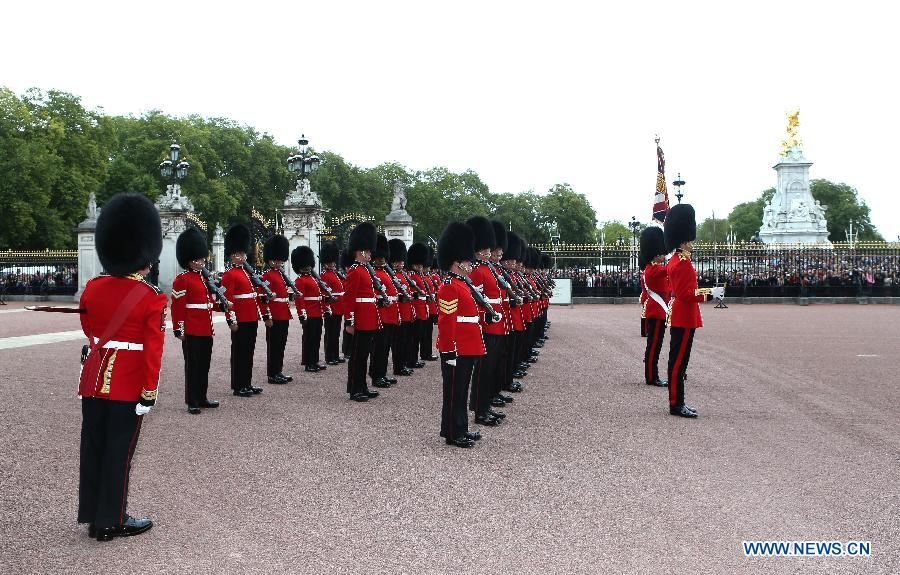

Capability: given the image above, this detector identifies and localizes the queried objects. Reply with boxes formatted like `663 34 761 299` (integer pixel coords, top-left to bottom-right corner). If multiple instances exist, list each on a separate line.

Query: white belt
485 297 502 304
457 316 479 323
304 296 322 301
94 337 143 351
356 297 376 303
185 303 212 309
272 297 289 303
233 293 257 299
332 292 344 296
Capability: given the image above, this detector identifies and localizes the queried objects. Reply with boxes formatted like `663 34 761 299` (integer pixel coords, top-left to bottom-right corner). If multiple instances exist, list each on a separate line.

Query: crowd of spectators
0 268 78 297
552 254 900 298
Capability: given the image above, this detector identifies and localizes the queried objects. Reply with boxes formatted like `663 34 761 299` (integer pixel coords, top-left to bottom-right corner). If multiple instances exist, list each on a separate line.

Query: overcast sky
3 1 898 239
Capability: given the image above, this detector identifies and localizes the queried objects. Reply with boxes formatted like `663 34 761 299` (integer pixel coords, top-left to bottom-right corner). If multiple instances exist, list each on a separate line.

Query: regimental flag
653 140 669 225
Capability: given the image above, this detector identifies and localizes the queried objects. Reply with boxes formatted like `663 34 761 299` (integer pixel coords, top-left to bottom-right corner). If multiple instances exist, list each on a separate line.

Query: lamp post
673 173 685 204
158 141 189 185
629 216 640 274
616 234 624 296
287 134 322 179
549 221 561 270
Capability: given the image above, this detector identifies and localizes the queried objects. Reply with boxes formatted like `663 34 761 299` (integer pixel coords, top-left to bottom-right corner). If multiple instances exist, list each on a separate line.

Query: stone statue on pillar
383 180 416 250
75 192 103 299
282 177 326 278
155 184 196 294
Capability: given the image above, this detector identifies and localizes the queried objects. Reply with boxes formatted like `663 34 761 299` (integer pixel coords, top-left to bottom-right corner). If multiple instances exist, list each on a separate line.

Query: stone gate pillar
383 181 415 249
75 192 102 299
281 178 326 279
155 184 194 294
212 224 225 273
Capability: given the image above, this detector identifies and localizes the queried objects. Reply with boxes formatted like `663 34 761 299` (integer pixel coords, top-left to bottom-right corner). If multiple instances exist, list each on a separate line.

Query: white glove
135 404 152 416
711 286 726 300
446 358 457 366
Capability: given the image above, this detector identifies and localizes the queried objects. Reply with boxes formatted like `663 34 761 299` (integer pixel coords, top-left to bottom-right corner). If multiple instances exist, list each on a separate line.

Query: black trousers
420 315 436 359
409 320 429 367
504 331 520 389
230 321 258 391
266 319 290 377
441 354 478 440
302 316 323 367
370 323 396 381
517 323 531 365
78 398 143 529
347 329 375 395
183 335 213 406
341 317 353 358
471 333 503 415
324 314 343 362
395 322 415 374
667 327 695 408
644 318 666 385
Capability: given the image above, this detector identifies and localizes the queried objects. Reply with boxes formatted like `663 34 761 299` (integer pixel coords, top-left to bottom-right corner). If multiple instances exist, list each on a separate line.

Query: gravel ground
0 304 897 574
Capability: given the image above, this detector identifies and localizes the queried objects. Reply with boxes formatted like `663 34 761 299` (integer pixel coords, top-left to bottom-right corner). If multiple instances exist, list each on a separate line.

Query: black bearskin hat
491 220 508 252
640 226 667 266
95 193 163 276
291 245 315 273
541 254 552 270
176 227 208 270
427 245 435 269
407 242 429 267
465 216 496 251
224 224 251 258
348 222 377 254
388 239 407 264
437 222 475 271
263 234 290 262
374 234 390 260
504 232 522 262
319 241 339 265
340 248 354 269
664 204 697 252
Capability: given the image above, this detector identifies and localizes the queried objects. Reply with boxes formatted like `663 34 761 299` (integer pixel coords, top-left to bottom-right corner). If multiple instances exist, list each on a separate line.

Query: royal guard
77 193 166 541
262 234 295 385
639 250 649 338
221 224 269 397
501 231 527 391
465 216 508 427
436 222 486 448
406 242 431 370
340 249 356 361
291 246 326 373
171 226 231 414
639 226 670 388
664 204 723 418
369 234 399 388
389 239 415 377
343 223 382 402
319 242 346 366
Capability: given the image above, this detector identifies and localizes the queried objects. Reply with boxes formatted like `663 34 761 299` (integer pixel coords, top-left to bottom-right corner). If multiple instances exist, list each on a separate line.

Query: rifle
361 262 390 307
487 261 521 307
200 267 236 325
276 267 301 301
400 268 426 299
384 263 412 303
458 273 502 324
241 262 275 303
309 269 337 303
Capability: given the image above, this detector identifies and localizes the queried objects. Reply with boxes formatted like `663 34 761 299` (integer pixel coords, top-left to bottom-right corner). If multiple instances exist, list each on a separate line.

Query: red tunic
343 263 381 330
427 273 440 316
410 271 429 321
221 266 265 323
374 268 400 325
641 263 670 321
78 275 167 403
468 261 506 336
294 274 326 318
320 270 345 316
395 272 415 323
261 269 294 321
171 270 217 336
437 275 486 357
667 250 707 329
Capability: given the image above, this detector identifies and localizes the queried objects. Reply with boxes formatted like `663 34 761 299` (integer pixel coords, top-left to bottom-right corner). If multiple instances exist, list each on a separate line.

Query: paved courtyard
0 303 897 574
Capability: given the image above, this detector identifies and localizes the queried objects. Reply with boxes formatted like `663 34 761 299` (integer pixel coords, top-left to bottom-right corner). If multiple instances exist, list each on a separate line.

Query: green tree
810 179 882 241
696 216 728 243
597 220 630 245
538 183 597 244
727 188 774 241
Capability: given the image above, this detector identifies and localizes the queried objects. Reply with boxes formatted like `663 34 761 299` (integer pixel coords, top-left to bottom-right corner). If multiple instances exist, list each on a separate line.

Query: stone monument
281 177 326 277
212 224 225 273
758 110 831 245
75 192 103 298
383 180 415 249
155 183 195 294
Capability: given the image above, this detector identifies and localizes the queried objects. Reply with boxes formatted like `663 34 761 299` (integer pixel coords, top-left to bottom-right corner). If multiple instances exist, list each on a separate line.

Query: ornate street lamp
287 134 322 178
673 172 685 204
159 141 189 184
629 216 640 272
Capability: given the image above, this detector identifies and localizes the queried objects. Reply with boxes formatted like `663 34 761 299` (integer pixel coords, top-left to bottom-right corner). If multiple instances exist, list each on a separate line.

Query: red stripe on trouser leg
119 416 143 524
647 320 661 384
670 330 690 407
449 364 456 439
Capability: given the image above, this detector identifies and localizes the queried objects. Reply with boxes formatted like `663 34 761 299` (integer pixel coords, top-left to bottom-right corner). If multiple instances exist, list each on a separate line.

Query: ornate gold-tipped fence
1 249 79 296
